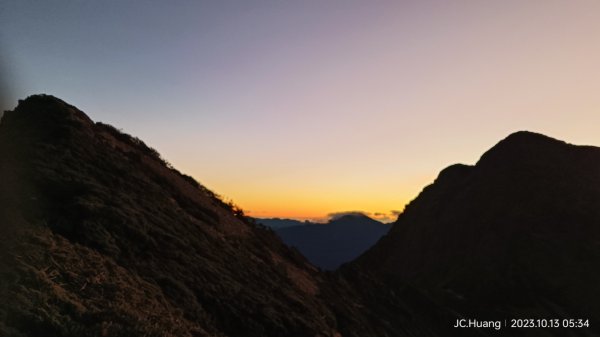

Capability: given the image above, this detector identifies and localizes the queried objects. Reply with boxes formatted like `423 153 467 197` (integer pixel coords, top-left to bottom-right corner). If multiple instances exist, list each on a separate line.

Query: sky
2 1 600 222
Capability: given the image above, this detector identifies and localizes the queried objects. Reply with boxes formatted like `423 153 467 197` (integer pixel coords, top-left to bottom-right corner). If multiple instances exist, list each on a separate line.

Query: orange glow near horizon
192 170 438 222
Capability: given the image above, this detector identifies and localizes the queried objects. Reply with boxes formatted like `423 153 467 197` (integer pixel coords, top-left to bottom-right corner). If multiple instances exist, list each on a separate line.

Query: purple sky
2 1 600 221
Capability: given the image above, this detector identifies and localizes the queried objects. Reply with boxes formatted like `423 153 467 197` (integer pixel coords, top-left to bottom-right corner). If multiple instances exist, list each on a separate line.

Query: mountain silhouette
2 95 599 337
0 95 384 337
347 131 600 335
256 217 309 229
266 214 390 270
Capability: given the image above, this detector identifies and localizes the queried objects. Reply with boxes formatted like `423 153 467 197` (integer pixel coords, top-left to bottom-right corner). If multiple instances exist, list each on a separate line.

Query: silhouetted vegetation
95 120 258 227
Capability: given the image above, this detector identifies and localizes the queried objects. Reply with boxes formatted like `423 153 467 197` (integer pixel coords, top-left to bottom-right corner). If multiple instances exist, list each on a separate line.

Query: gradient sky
2 1 600 222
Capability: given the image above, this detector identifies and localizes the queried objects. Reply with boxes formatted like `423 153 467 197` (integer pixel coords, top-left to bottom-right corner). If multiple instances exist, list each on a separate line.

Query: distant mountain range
2 95 600 336
258 215 390 270
255 217 309 229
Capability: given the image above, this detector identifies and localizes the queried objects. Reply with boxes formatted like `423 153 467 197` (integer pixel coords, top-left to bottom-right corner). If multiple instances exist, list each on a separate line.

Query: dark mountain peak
430 132 569 187
434 163 472 185
18 93 71 106
327 212 382 224
1 94 94 141
276 214 389 270
3 96 381 337
256 217 308 229
351 131 600 333
11 94 92 124
477 130 570 168
501 130 555 143
330 213 370 222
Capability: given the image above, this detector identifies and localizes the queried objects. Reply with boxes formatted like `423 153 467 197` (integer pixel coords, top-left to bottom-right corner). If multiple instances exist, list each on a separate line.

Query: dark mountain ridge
272 214 390 270
349 131 600 335
256 218 309 229
2 95 599 336
0 95 380 337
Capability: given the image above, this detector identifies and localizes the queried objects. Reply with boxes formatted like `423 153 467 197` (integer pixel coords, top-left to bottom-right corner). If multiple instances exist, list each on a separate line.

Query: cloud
326 210 401 223
372 214 394 223
327 211 369 220
371 210 403 223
